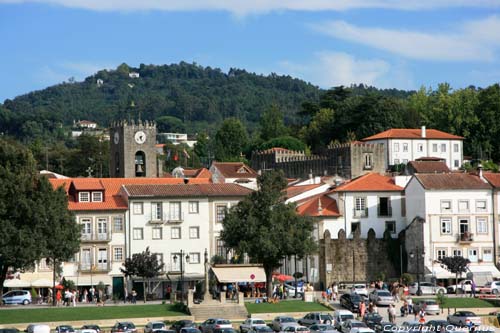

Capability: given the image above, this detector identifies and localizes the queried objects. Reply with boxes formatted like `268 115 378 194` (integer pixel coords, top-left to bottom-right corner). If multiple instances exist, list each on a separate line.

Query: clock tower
109 120 158 178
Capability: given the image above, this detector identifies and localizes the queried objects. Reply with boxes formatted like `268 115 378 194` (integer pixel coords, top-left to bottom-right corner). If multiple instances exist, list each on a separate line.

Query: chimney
478 164 486 182
421 125 426 138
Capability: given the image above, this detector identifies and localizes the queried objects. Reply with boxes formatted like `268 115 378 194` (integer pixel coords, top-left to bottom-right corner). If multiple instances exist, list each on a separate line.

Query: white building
210 162 258 190
362 126 464 170
405 173 500 281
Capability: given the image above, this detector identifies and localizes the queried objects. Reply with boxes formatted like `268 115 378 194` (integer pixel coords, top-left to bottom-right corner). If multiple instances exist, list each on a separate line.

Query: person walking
471 280 476 298
389 304 397 324
333 283 338 301
359 300 366 319
418 308 426 324
56 289 62 306
131 289 137 304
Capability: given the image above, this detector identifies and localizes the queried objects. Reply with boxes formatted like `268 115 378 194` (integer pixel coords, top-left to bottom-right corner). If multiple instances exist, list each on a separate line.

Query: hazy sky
1 1 500 101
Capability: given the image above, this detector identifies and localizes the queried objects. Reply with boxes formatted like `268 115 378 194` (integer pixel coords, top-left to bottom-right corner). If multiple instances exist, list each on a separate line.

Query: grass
440 297 495 308
0 304 186 325
245 301 330 314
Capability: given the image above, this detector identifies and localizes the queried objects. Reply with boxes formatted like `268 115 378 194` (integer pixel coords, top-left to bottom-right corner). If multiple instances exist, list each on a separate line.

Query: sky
1 1 500 102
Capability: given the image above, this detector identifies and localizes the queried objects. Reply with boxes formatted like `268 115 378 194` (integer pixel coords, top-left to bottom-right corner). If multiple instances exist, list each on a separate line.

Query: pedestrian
333 283 338 301
359 300 366 319
71 290 77 307
82 289 88 303
368 302 373 314
131 289 137 304
471 280 476 298
89 286 95 303
279 284 284 300
418 308 426 324
389 304 397 324
372 303 378 314
327 286 332 301
56 289 62 306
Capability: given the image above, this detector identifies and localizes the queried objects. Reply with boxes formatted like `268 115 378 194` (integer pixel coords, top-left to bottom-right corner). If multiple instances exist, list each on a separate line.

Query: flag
183 149 190 159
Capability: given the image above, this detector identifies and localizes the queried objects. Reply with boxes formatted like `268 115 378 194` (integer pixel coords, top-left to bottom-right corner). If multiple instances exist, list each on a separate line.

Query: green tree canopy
214 118 248 161
220 170 316 297
259 105 288 141
259 136 307 152
439 256 471 295
156 116 186 133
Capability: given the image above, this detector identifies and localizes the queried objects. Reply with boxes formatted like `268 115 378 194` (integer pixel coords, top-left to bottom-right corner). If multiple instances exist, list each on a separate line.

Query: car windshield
424 301 437 305
153 324 164 329
255 328 273 332
354 285 365 289
282 318 296 323
317 326 334 331
253 321 266 325
341 315 355 321
351 295 362 302
461 312 476 316
320 315 332 320
297 328 309 332
183 329 200 333
352 323 367 328
377 291 391 297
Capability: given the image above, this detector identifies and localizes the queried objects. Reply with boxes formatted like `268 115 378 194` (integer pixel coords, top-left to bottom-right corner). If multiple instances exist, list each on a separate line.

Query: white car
479 281 500 294
25 325 51 333
351 284 368 298
412 299 440 315
272 317 299 332
285 282 305 298
333 310 355 330
350 329 375 333
145 322 167 333
240 319 267 333
447 311 481 326
368 290 394 306
408 282 446 295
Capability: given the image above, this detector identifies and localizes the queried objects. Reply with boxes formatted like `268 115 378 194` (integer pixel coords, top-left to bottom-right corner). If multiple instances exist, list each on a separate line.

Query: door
97 218 108 240
97 248 108 270
468 249 478 262
81 249 91 270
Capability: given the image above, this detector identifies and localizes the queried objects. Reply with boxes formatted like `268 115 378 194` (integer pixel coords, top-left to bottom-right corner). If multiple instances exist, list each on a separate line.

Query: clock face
135 130 147 144
113 132 120 144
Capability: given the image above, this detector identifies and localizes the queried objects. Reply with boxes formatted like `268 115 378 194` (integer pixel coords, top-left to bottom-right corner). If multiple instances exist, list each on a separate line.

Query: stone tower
109 120 158 178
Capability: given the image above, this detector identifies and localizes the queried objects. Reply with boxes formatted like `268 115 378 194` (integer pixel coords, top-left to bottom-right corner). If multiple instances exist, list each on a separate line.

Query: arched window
135 151 146 177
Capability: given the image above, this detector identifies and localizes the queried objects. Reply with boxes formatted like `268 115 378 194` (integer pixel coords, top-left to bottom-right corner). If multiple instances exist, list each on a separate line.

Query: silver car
145 322 167 333
240 319 267 333
447 311 481 326
199 319 232 333
340 320 367 333
368 290 394 306
413 299 440 315
272 317 299 332
408 282 446 295
309 325 338 333
299 313 334 326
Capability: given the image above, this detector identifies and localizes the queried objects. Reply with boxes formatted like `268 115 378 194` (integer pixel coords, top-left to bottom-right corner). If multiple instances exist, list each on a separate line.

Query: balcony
457 232 474 243
353 208 368 218
166 212 185 224
79 262 111 273
378 205 392 217
80 233 111 242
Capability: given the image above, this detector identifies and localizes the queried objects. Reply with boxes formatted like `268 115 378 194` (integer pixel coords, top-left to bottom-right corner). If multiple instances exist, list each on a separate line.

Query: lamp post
203 248 210 301
173 250 190 303
410 246 425 296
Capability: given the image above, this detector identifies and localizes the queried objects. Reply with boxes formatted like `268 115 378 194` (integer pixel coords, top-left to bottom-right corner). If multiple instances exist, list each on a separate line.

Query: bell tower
109 120 158 178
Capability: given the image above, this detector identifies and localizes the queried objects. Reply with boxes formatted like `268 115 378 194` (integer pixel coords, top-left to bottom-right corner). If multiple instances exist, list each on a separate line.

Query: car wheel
493 289 499 295
22 299 29 305
325 320 332 325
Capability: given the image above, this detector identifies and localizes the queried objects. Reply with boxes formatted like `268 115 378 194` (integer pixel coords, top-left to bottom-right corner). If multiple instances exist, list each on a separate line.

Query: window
440 200 452 212
97 218 108 239
81 218 92 235
169 202 181 221
476 200 487 212
133 228 143 240
152 202 163 220
354 197 367 217
133 202 143 215
189 253 201 264
113 216 123 232
394 143 399 152
437 249 447 260
483 248 493 262
402 159 408 164
189 201 199 214
92 192 103 202
171 227 181 239
458 200 469 212
432 144 438 153
189 226 200 239
394 159 400 164
378 197 391 217
440 217 452 234
417 143 423 152
79 192 90 202
385 221 396 234
216 204 228 223
351 222 360 234
468 248 478 262
441 144 446 152
459 218 470 238
97 248 108 270
401 198 406 217
81 249 91 270
216 238 227 257
403 143 408 152
453 249 462 257
454 160 459 168
152 227 163 240
113 247 123 261
454 143 459 153
364 154 373 169
156 253 164 271
476 217 488 234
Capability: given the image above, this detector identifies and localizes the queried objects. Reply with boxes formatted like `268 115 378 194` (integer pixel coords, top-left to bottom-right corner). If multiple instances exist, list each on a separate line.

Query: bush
401 273 413 285
171 302 188 313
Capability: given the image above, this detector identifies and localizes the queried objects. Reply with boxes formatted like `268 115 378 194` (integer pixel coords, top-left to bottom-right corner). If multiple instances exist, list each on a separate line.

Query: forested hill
0 62 411 138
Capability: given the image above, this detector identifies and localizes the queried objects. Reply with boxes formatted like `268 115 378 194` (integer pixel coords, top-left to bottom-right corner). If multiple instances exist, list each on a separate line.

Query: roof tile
333 173 403 192
414 173 491 190
123 183 252 197
362 128 463 141
296 193 340 217
212 162 258 179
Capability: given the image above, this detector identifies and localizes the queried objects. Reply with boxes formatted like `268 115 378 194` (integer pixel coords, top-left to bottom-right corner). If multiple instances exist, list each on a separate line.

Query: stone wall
319 228 399 287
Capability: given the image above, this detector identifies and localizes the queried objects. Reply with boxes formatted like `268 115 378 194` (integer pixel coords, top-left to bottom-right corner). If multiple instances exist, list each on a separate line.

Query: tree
214 118 248 161
121 247 164 303
439 256 470 295
220 170 317 297
156 116 186 133
259 105 288 141
259 136 307 152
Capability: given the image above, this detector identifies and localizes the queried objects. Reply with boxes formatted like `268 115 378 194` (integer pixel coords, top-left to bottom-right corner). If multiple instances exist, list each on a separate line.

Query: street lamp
410 246 425 296
203 248 210 300
173 250 190 303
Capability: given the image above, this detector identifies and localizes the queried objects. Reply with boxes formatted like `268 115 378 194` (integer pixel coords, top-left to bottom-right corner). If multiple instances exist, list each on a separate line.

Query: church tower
109 120 158 178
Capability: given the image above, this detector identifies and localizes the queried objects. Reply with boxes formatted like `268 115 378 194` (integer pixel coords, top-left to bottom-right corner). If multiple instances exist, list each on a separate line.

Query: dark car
180 329 201 333
340 293 366 313
171 321 197 333
157 331 176 333
111 322 137 333
362 313 383 329
248 327 274 333
55 326 75 333
82 326 101 333
212 329 236 333
373 323 395 333
0 329 20 333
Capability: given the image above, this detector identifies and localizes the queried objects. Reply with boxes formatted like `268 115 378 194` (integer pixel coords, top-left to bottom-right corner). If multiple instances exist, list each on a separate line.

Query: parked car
401 321 425 333
351 284 368 298
180 329 200 333
479 281 500 294
373 323 395 333
299 313 334 326
408 282 446 295
199 319 232 333
212 329 236 333
55 326 75 333
340 294 366 313
24 325 50 333
80 330 98 333
333 310 355 330
413 299 440 315
2 290 31 305
157 330 176 333
340 320 367 333
424 320 451 332
362 313 383 329
446 280 473 294
447 311 481 326
111 322 137 333
144 322 167 333
349 329 374 333
81 325 101 333
240 319 267 333
309 325 338 333
248 327 274 333
171 321 196 333
272 317 299 332
0 329 19 333
281 327 310 333
368 290 394 306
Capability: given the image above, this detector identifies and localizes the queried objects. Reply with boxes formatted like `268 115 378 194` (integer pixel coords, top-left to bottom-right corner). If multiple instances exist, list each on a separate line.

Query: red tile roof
296 193 340 217
362 128 463 141
333 173 403 192
285 183 324 199
212 162 258 179
183 168 213 179
407 161 450 174
414 173 491 190
123 183 252 197
484 172 500 188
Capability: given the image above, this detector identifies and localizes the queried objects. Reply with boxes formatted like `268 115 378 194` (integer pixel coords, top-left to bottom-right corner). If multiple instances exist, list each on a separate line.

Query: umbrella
273 274 293 282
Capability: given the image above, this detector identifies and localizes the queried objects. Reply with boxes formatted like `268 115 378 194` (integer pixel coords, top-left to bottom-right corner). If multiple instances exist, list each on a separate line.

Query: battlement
110 119 156 129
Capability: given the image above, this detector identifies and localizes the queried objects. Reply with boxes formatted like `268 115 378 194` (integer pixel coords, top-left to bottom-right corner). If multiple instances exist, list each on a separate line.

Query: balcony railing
81 233 111 242
79 262 111 272
378 206 392 217
457 232 474 243
166 212 185 223
353 208 368 218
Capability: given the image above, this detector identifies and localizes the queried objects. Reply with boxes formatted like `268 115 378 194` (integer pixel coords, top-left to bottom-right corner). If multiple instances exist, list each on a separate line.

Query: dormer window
79 192 90 202
92 192 103 202
237 167 247 173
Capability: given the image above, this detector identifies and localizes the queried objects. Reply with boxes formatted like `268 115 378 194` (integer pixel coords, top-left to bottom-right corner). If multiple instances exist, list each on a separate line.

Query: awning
212 266 266 283
31 279 56 288
4 279 31 288
468 265 500 278
425 266 455 279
